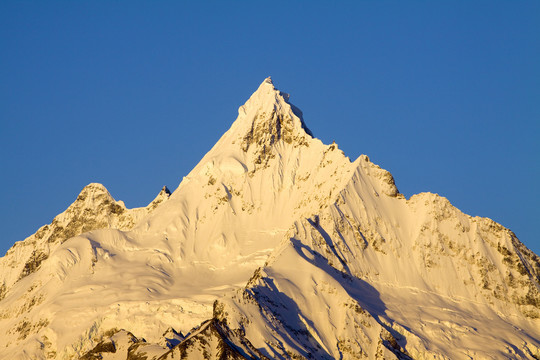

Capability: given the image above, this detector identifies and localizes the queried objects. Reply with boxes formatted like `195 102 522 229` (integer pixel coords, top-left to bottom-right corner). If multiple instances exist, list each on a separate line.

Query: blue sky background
1 1 539 255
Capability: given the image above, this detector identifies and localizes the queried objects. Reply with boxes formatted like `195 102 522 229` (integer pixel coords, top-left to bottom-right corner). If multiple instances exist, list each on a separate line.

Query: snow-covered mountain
0 78 538 359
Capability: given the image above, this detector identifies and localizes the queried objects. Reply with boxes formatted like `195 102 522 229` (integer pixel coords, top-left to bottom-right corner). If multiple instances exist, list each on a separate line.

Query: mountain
0 78 538 359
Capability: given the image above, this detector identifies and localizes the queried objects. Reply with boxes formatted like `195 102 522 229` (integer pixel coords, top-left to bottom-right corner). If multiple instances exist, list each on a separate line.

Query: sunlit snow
0 78 538 359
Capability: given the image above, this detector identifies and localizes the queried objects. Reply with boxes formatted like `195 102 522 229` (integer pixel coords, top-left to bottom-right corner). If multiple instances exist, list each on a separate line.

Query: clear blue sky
1 1 539 255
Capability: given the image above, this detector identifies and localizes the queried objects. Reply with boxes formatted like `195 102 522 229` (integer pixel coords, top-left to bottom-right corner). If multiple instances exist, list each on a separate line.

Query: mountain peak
80 182 109 193
184 78 315 179
147 185 171 210
76 182 113 203
230 79 313 166
263 76 273 85
246 76 284 105
214 78 312 162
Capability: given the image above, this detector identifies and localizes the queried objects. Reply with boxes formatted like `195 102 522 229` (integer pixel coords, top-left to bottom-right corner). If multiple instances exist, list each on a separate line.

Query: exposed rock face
0 79 538 359
80 329 168 360
157 319 264 360
238 78 312 171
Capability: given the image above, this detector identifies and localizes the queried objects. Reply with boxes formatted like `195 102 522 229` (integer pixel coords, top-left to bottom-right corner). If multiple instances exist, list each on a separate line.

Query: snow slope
0 78 538 359
219 160 540 359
